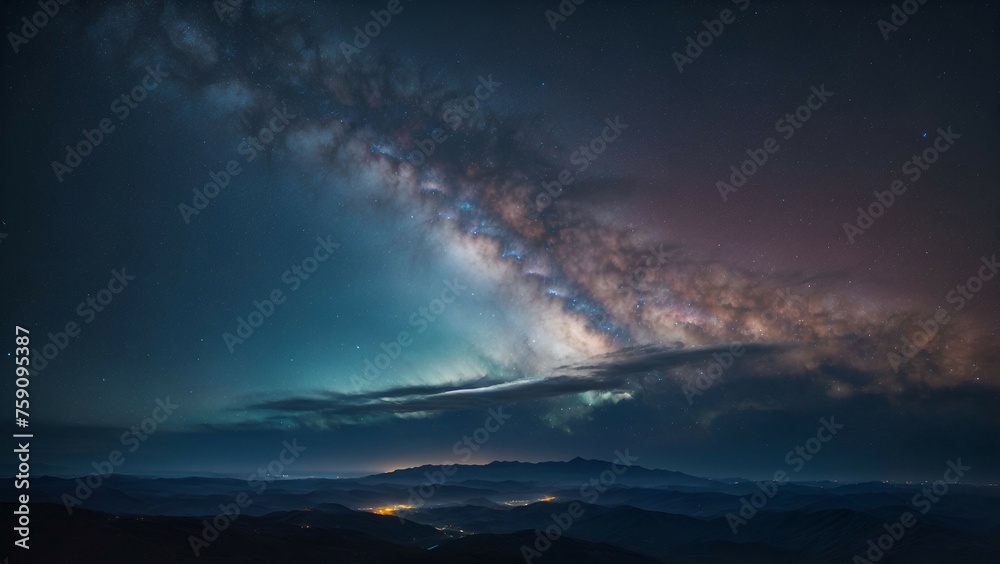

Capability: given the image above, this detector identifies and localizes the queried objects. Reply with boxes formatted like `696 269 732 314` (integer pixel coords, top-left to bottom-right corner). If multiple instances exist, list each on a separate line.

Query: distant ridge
356 457 726 488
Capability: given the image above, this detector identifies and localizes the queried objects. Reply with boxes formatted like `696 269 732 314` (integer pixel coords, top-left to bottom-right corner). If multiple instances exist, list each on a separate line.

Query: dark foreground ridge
3 458 999 563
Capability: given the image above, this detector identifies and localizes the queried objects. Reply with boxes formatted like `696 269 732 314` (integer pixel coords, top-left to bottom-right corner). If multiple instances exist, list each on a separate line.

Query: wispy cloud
230 342 786 428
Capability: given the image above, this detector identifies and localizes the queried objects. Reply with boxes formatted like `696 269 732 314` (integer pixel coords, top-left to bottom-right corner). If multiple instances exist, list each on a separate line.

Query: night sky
2 0 998 483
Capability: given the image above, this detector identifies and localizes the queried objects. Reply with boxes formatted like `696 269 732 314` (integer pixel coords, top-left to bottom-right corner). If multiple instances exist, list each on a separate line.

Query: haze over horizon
48 455 987 487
